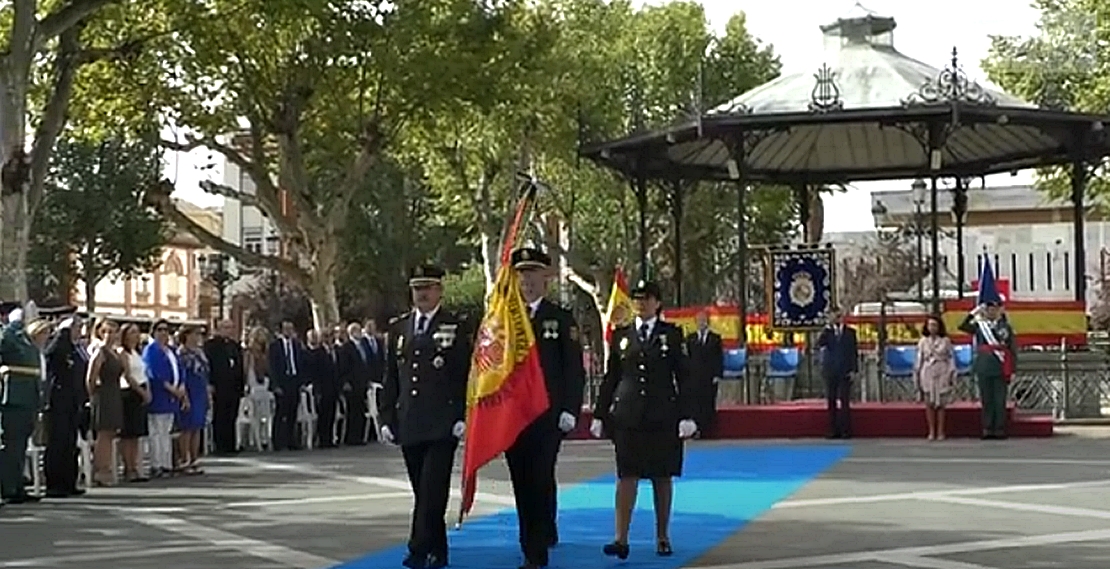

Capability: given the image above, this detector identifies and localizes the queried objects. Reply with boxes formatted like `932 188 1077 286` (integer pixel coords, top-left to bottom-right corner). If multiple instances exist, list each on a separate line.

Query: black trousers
45 397 80 493
402 438 458 561
505 420 561 565
212 390 240 453
345 388 368 445
272 390 299 451
316 391 338 446
825 375 852 436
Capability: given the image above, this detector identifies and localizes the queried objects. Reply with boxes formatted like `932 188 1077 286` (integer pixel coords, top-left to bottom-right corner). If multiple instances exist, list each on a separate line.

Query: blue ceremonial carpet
333 445 849 569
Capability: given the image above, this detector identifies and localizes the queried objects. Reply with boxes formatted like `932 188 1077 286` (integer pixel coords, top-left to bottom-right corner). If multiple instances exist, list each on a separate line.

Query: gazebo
580 5 1110 342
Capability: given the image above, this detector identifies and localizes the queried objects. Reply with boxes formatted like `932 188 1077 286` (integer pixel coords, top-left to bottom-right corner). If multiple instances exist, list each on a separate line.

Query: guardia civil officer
0 311 53 505
380 265 473 569
506 247 585 569
590 280 697 559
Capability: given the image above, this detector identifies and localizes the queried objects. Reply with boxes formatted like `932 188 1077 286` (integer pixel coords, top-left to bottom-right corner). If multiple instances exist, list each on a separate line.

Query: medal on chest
659 334 669 355
433 324 457 349
542 320 559 340
433 355 445 369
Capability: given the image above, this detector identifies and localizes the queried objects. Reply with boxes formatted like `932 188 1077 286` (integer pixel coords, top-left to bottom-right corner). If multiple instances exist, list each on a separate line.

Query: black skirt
612 425 684 479
120 387 149 438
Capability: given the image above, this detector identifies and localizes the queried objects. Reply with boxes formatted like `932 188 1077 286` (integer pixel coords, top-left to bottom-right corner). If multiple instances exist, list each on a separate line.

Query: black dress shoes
401 553 424 569
657 540 673 556
603 541 630 560
424 554 447 569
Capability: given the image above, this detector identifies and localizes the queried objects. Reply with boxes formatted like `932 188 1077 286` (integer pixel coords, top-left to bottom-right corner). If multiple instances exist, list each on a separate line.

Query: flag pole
455 176 542 530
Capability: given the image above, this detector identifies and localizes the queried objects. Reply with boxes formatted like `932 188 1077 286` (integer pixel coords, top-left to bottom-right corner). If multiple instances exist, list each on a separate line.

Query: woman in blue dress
175 325 211 474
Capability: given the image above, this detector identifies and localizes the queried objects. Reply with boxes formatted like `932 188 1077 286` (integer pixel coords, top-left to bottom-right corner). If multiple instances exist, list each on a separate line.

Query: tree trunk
306 239 341 328
84 272 97 313
0 70 30 302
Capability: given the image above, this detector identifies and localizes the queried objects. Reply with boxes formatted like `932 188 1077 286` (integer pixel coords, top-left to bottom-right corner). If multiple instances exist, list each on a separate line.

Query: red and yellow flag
458 184 550 522
603 266 634 342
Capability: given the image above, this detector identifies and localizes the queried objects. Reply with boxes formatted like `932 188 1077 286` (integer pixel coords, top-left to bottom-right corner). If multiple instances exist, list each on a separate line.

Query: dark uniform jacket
595 320 691 430
45 331 86 405
958 315 1017 378
0 321 44 410
381 308 473 446
530 299 585 425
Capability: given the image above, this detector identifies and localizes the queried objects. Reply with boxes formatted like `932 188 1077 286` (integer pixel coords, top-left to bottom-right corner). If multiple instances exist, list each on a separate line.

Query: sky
165 0 1044 233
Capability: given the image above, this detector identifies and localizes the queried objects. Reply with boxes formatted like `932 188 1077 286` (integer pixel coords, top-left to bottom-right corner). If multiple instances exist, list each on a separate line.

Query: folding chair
297 385 318 450
364 383 385 443
334 394 348 446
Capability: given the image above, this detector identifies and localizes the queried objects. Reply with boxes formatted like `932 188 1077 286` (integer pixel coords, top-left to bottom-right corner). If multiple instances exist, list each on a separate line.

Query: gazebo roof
581 6 1110 184
710 8 1029 115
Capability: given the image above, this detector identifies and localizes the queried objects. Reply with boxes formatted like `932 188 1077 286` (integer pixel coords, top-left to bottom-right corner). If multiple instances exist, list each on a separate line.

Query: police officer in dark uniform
380 264 473 569
506 247 585 569
43 308 88 497
590 280 697 560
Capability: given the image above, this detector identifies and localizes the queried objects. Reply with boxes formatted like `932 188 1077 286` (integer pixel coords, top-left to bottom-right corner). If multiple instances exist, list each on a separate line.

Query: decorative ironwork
710 100 753 116
808 63 844 113
765 246 837 330
902 47 997 107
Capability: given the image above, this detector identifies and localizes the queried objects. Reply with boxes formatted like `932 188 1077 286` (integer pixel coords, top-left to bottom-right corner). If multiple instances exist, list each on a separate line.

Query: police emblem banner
767 247 836 330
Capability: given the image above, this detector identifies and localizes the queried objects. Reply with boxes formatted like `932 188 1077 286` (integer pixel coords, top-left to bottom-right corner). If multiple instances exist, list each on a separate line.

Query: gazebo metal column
669 179 686 305
633 175 649 279
1071 159 1088 303
951 178 969 298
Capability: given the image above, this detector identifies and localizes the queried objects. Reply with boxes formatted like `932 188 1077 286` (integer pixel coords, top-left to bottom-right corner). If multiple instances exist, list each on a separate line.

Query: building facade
73 201 220 321
870 183 1108 308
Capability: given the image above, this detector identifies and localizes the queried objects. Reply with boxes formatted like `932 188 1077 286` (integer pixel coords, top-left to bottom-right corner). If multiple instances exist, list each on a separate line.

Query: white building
870 183 1109 307
219 135 282 294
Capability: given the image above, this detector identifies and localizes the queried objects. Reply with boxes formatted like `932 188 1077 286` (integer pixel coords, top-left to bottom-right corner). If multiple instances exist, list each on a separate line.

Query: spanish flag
458 183 550 522
603 266 634 342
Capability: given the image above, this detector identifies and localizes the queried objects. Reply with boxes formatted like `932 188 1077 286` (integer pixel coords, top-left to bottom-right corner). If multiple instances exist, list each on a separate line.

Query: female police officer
590 280 698 559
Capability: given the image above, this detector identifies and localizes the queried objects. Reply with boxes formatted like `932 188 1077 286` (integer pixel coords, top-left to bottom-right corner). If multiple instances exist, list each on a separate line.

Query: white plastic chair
204 407 215 455
24 436 45 497
334 394 348 446
296 385 317 450
76 433 93 489
365 383 384 443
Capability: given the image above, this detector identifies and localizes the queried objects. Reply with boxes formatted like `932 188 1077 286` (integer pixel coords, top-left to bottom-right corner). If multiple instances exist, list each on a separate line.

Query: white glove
712 376 721 385
678 419 698 439
589 418 603 438
380 425 395 444
558 411 576 433
452 420 466 439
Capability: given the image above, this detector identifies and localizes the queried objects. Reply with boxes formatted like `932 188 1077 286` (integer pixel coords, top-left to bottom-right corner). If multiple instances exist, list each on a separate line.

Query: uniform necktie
416 315 428 336
639 323 650 342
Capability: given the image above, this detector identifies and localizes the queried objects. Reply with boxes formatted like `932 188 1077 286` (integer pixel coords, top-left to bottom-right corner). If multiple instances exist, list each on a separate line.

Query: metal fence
583 347 1110 420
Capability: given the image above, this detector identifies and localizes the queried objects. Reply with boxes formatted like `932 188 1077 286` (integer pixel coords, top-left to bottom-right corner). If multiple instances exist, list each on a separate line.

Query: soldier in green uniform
957 300 1016 440
0 311 53 504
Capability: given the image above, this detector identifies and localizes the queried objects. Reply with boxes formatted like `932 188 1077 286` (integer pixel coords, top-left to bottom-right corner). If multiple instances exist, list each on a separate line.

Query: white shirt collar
635 316 658 335
528 298 542 316
415 305 440 331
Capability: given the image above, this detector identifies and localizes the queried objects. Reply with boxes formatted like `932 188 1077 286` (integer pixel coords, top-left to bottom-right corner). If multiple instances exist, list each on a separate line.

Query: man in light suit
816 306 858 439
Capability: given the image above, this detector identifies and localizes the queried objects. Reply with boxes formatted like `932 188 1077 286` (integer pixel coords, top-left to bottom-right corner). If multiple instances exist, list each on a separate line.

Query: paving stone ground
3 430 1110 569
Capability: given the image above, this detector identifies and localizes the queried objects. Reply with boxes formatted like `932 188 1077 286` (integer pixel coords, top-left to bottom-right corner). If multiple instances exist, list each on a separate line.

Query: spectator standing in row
176 325 210 473
205 320 244 456
914 315 957 441
44 313 88 497
87 319 124 486
269 320 306 451
307 329 340 447
144 319 184 478
817 307 858 440
340 322 371 446
118 323 151 482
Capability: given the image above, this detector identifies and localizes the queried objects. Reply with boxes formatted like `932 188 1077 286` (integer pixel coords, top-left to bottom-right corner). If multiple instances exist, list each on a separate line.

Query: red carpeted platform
568 401 1054 439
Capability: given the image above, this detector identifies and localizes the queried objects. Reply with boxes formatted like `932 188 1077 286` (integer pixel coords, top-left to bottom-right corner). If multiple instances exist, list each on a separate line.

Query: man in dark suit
204 320 244 455
306 329 340 447
340 322 371 445
268 319 307 451
363 318 385 384
505 248 585 569
380 264 473 569
684 310 723 438
816 306 858 439
44 311 88 498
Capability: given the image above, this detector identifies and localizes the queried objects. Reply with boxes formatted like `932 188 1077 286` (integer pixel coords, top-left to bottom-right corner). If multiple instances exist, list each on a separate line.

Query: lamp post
910 179 926 300
200 253 235 321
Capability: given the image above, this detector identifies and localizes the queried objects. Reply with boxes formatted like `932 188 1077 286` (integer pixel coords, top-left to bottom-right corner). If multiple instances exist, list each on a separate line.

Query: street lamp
200 253 235 320
911 179 926 299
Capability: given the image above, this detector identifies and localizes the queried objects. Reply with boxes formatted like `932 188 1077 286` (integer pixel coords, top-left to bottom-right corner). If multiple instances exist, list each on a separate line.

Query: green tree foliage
982 0 1110 204
31 135 168 311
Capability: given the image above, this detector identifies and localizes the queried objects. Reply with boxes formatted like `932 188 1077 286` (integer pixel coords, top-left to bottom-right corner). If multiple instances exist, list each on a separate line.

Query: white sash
975 319 1008 367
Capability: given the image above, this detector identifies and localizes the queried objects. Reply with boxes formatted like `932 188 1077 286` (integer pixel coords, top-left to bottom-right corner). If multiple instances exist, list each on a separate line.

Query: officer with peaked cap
590 280 697 559
504 247 585 569
958 298 1017 439
43 307 87 497
379 264 473 569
